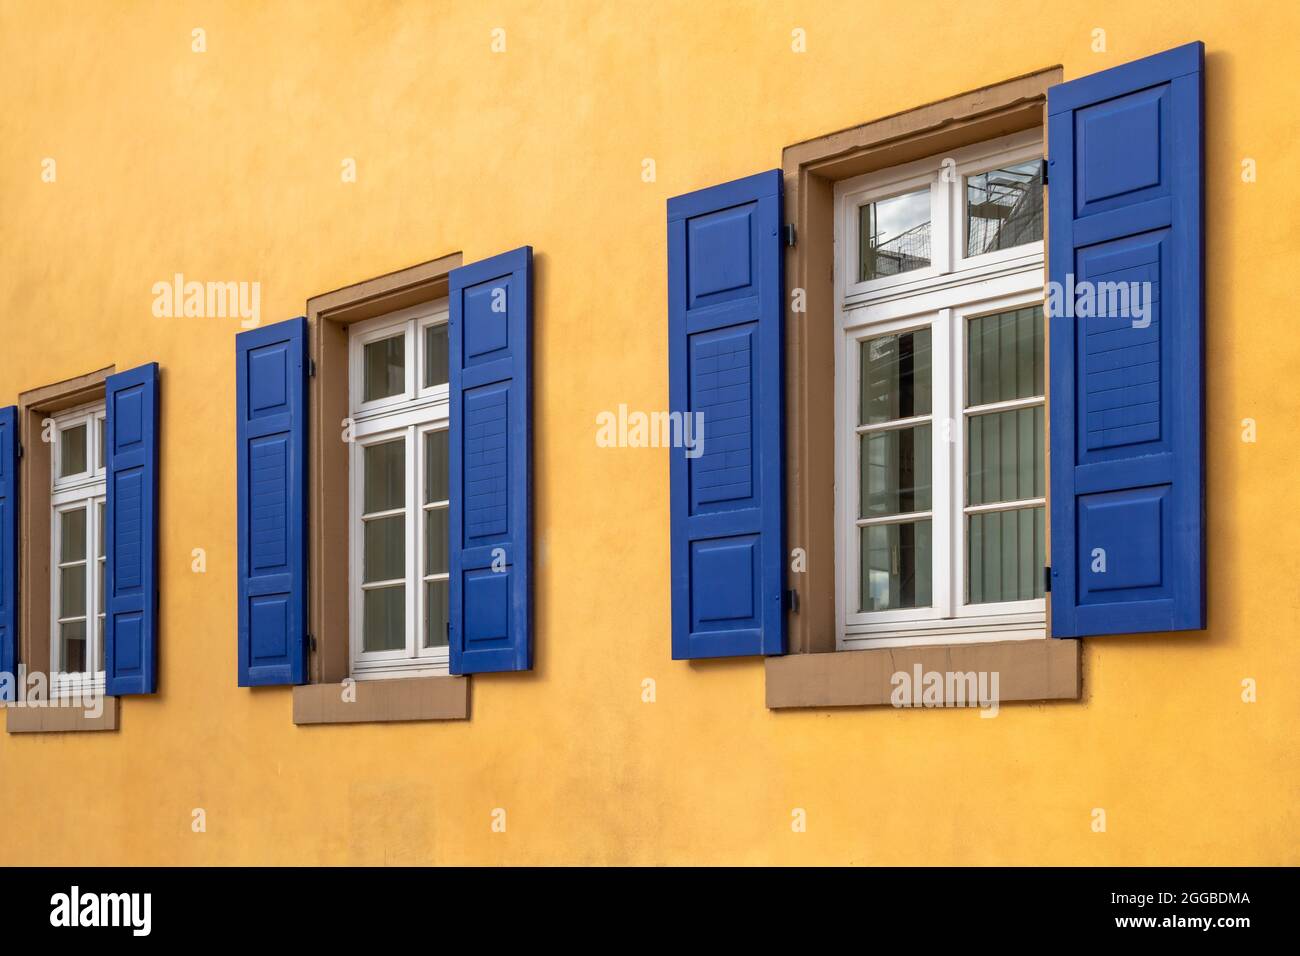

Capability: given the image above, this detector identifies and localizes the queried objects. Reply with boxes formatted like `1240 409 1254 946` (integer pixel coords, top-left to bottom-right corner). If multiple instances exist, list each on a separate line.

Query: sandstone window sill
765 638 1081 709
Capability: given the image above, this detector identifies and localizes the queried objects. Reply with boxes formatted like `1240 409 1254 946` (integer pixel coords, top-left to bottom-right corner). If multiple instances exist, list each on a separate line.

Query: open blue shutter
448 247 533 674
0 406 17 701
236 318 308 685
668 170 785 659
105 364 160 695
1047 42 1205 636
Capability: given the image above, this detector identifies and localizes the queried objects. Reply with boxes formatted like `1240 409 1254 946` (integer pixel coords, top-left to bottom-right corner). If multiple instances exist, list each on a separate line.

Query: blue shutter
105 364 160 695
1047 42 1205 636
0 406 17 701
448 247 533 674
668 170 786 659
236 318 308 685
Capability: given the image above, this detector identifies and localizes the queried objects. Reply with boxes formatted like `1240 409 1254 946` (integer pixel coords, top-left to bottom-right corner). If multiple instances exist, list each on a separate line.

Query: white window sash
348 308 450 680
49 402 107 691
834 133 1047 650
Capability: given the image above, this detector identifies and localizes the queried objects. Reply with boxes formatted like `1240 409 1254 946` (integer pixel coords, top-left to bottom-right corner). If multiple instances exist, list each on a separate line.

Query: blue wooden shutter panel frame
1047 41 1205 636
448 247 533 675
105 363 160 695
668 169 786 659
0 406 18 701
236 317 309 685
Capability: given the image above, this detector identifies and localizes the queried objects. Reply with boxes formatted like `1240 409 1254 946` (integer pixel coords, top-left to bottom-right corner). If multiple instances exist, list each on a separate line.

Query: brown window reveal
299 253 469 724
774 67 1081 707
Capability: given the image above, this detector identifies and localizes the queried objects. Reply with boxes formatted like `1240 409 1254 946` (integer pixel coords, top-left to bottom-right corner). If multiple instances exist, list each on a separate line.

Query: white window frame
834 131 1046 650
50 401 108 696
841 130 1044 308
347 300 451 679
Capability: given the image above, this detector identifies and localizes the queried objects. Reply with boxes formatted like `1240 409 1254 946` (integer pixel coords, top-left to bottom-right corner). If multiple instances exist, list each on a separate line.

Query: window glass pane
967 307 1043 406
859 188 931 281
363 515 405 583
60 565 86 618
362 334 405 403
966 160 1043 256
859 520 931 612
967 406 1044 506
97 502 105 558
60 620 87 673
59 423 87 477
363 440 404 513
424 430 449 504
424 323 449 389
859 425 932 517
859 329 931 425
97 616 105 671
97 418 105 470
362 586 405 652
968 506 1045 604
60 507 87 562
424 508 448 575
424 579 449 648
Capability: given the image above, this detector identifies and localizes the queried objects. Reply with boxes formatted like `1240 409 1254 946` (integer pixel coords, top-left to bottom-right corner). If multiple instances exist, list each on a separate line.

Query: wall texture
1 0 1296 865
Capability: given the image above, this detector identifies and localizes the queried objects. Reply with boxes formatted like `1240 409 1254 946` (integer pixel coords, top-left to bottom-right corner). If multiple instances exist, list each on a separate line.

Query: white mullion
932 307 954 619
954 309 968 616
348 437 360 667
933 174 953 276
405 425 418 658
415 424 429 658
404 319 418 403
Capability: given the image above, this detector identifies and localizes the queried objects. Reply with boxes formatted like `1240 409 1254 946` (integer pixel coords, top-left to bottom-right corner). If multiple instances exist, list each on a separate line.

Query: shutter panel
236 318 308 685
668 170 786 659
105 364 160 695
448 247 533 674
0 406 17 701
1047 42 1205 636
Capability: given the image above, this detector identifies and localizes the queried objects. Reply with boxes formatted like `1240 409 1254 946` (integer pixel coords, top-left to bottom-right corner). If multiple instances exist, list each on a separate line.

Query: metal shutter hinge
308 359 317 378
15 441 22 460
1043 566 1052 593
783 224 796 247
308 633 317 651
786 588 799 612
1041 157 1049 186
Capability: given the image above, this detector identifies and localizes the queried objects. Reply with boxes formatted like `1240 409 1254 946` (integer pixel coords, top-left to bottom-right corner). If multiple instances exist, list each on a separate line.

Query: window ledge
5 696 118 733
765 638 1080 709
293 675 468 725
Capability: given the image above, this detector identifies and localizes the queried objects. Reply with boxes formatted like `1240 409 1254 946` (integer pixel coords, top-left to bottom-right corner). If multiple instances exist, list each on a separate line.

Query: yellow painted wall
1 0 1296 865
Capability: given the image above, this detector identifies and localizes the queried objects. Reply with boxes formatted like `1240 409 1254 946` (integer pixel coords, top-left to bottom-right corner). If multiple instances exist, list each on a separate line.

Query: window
348 300 451 678
835 130 1045 648
50 402 107 694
